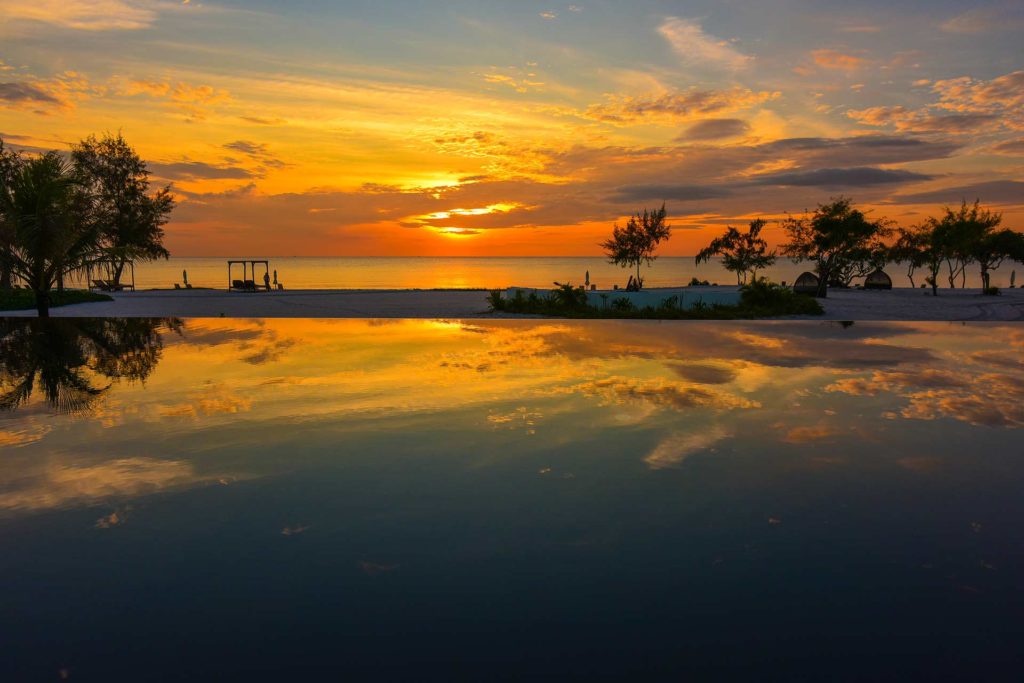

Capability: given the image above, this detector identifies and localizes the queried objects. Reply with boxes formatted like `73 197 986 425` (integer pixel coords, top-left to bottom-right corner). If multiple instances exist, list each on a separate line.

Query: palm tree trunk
35 289 50 317
112 259 126 287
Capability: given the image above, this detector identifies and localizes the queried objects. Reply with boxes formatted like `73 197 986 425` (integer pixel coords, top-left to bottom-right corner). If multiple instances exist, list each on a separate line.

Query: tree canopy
696 219 776 285
72 133 174 286
781 197 891 297
601 204 671 290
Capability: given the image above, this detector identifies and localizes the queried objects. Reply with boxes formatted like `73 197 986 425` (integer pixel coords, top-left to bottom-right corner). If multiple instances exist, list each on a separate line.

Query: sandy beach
5 286 1024 320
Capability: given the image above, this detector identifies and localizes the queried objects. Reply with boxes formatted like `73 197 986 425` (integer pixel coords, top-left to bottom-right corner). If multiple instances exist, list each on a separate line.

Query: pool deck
3 287 1024 320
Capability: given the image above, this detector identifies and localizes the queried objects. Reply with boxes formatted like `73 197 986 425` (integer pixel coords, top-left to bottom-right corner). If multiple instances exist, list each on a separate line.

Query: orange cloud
812 49 868 71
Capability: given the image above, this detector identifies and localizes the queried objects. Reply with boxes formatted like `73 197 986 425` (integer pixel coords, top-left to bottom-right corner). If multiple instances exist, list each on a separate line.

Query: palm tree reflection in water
0 318 181 414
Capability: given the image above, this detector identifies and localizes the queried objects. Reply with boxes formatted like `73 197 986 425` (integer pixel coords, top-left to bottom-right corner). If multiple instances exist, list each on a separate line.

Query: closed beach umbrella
183 269 188 285
274 269 278 285
1012 270 1017 288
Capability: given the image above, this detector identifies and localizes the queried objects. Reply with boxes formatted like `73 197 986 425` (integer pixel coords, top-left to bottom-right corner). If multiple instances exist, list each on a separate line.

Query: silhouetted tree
72 133 174 287
927 201 1023 293
601 204 671 290
0 317 182 414
0 153 102 316
781 197 891 298
696 219 777 285
889 226 931 289
0 138 25 291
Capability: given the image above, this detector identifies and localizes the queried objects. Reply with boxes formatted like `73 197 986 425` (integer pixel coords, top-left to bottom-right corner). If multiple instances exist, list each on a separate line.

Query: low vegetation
0 289 112 311
487 279 822 319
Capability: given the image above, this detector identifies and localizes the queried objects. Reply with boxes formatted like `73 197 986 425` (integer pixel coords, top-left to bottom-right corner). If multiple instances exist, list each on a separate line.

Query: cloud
671 363 738 385
223 140 290 170
657 17 751 70
239 115 288 126
678 118 751 141
811 49 868 71
0 458 202 512
892 180 1024 206
1 0 157 31
612 184 731 202
828 368 1024 428
991 138 1024 155
644 427 730 470
848 106 1000 134
781 424 843 444
149 160 255 181
850 71 1024 136
0 81 61 105
940 8 1023 34
0 73 93 112
585 88 777 125
752 167 932 188
575 377 760 411
123 79 230 104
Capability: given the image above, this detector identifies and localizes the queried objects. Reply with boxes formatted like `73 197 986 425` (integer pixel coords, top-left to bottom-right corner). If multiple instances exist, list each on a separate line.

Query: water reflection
0 318 181 414
1 318 1023 678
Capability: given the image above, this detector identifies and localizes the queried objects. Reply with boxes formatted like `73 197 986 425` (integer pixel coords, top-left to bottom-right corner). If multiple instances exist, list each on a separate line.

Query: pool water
1 319 1023 680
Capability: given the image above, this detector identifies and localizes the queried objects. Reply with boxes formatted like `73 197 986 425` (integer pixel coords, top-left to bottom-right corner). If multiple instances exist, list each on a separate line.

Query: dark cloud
678 118 750 141
762 136 959 164
992 138 1024 155
893 180 1024 205
0 82 59 105
671 363 738 385
149 161 255 181
753 166 932 188
224 140 268 156
612 184 731 202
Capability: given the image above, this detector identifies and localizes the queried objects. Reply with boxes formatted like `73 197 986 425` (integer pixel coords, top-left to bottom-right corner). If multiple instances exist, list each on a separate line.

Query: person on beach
264 272 271 291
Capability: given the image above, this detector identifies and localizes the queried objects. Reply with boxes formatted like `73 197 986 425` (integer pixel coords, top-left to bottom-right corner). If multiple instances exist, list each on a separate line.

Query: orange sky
1 1 1022 255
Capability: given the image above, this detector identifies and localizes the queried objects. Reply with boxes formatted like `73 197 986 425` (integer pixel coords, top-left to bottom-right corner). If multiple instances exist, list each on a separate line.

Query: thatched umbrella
794 272 820 295
864 269 893 291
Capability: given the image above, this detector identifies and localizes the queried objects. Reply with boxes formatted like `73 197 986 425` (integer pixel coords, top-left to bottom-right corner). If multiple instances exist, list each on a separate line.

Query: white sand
6 287 1024 320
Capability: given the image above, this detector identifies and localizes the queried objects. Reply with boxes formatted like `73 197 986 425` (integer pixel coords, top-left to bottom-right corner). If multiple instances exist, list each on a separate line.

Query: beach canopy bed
864 269 893 290
87 260 136 292
228 260 270 292
793 272 820 296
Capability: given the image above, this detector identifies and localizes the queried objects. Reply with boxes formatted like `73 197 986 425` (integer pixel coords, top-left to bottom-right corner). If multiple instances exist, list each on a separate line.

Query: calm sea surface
69 256 1019 290
1 318 1023 679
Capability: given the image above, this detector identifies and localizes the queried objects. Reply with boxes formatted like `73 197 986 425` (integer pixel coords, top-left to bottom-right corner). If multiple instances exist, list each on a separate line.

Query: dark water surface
1 318 1023 680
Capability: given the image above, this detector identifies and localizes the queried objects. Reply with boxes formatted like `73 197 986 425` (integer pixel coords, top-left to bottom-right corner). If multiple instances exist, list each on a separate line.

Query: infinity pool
1 319 1022 679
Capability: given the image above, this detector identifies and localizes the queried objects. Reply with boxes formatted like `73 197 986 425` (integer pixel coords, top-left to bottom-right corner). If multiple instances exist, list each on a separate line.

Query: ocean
70 256 1017 291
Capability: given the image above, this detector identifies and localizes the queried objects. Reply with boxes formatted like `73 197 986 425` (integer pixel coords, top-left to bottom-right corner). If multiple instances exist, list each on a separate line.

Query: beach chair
231 279 246 291
244 280 257 292
174 283 181 290
92 279 111 291
186 283 193 290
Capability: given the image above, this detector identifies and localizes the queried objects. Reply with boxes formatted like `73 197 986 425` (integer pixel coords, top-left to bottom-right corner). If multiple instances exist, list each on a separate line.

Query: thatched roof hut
794 272 820 295
864 269 893 290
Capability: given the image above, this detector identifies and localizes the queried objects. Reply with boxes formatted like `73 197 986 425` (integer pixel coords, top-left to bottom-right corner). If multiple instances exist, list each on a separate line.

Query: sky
0 0 1022 256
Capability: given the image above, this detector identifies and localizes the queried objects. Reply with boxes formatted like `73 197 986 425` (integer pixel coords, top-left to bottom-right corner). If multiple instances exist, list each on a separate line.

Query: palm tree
0 317 182 414
0 152 102 316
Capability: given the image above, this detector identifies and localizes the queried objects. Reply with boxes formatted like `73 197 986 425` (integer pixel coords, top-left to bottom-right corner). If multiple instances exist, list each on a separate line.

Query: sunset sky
1 0 1022 256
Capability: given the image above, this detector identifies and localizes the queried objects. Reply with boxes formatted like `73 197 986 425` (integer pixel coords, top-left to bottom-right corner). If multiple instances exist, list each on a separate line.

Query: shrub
688 277 710 286
984 286 1001 296
486 289 505 311
741 279 823 315
550 282 589 309
610 297 636 312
